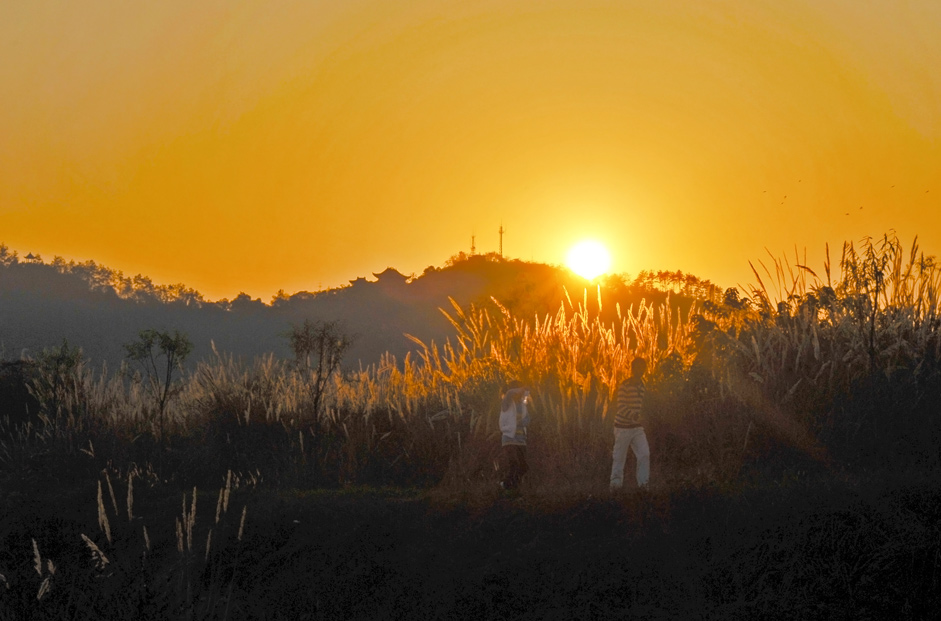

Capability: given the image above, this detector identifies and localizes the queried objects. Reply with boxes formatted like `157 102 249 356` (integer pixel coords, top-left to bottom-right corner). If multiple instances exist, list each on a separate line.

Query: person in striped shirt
610 357 650 490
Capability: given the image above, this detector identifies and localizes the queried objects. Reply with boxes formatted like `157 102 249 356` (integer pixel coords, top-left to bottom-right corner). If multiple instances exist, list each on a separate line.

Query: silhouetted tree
288 319 352 483
0 243 12 266
289 319 352 421
230 292 265 313
124 329 193 443
271 289 290 307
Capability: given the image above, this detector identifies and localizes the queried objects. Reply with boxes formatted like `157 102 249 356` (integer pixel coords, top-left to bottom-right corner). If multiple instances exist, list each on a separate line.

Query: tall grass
735 234 941 468
4 233 940 490
3 291 706 491
4 233 941 618
1 468 250 620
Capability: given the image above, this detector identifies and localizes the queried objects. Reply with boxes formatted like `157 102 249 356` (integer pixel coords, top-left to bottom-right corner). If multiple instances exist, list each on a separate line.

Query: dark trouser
500 444 529 490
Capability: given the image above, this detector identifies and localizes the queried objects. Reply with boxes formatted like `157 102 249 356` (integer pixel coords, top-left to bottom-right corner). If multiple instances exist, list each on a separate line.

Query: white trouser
610 427 649 488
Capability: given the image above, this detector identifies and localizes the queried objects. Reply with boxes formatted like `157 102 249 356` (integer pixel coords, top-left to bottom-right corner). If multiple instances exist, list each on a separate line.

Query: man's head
504 379 525 402
630 357 648 378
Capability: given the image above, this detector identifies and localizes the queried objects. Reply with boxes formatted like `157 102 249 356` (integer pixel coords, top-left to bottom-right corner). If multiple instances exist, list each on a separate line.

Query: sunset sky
1 0 939 302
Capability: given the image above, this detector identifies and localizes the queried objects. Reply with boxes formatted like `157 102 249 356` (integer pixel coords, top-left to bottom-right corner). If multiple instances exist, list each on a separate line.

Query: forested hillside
0 244 722 369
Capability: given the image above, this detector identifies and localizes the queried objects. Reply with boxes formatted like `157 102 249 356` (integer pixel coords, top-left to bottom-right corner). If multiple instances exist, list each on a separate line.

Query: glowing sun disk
567 240 611 280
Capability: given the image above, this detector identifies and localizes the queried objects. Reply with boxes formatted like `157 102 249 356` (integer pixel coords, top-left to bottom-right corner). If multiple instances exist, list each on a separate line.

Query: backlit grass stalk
735 234 941 464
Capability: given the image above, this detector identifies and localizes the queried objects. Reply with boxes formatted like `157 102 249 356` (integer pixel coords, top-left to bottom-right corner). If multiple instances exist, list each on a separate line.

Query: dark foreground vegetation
2 233 941 619
4 472 940 620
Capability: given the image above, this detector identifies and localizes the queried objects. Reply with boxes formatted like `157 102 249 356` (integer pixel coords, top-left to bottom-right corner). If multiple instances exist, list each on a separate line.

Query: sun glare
566 240 612 280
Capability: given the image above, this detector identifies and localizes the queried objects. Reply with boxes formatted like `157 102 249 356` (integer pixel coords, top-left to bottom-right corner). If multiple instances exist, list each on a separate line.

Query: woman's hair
504 379 523 394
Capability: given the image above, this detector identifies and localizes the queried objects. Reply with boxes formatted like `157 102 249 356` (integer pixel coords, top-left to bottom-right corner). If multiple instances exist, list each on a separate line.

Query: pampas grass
8 235 940 490
4 233 941 617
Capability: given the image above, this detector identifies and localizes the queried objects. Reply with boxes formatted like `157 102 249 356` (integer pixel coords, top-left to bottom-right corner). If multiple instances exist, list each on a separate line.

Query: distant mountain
0 246 725 370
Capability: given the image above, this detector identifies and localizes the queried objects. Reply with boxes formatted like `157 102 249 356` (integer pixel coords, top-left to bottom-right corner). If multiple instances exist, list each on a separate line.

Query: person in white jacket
499 380 531 491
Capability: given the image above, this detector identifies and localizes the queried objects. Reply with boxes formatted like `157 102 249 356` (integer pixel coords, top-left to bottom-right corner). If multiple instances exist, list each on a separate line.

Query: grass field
2 234 941 619
3 468 940 619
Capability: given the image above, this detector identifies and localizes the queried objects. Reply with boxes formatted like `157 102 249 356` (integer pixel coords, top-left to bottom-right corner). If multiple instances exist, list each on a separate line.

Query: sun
566 240 612 280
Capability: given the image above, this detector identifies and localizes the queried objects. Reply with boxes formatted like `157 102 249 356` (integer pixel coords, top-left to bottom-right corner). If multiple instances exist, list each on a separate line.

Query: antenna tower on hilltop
499 224 504 257
471 234 476 255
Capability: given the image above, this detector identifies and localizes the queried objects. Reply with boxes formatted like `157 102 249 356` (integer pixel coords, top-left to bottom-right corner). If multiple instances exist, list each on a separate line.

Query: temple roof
372 267 407 281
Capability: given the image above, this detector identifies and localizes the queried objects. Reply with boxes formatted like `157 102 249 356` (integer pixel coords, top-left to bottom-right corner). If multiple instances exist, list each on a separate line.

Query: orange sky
1 0 939 301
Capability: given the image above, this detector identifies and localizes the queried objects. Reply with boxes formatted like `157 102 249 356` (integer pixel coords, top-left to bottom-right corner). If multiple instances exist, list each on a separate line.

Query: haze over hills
0 244 723 371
